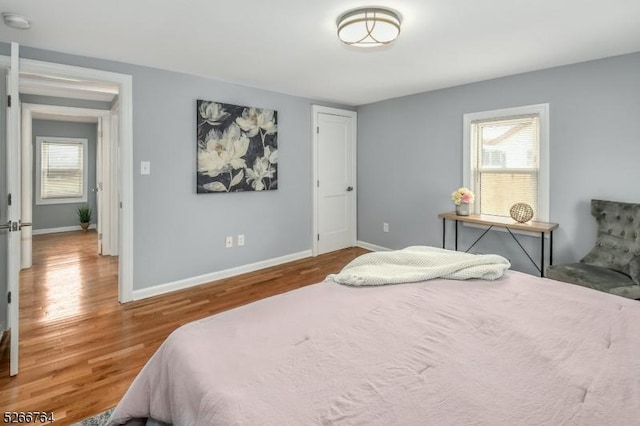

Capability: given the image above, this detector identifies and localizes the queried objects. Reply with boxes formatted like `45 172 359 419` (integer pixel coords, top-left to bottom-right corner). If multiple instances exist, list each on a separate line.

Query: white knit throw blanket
327 246 511 286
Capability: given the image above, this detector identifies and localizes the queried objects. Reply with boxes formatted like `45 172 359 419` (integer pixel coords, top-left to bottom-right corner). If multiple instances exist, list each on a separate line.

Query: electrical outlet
225 236 233 248
237 234 245 246
383 222 389 233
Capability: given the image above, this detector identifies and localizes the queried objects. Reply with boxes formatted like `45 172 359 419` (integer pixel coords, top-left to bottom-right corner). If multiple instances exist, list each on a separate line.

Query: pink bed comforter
109 270 640 425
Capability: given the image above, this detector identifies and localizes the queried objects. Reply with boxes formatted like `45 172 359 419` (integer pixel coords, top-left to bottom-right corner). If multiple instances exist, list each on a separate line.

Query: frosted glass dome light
337 7 401 47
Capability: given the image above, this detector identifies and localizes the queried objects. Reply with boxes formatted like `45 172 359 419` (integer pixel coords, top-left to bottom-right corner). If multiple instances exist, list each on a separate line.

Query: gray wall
0 43 349 298
31 120 97 230
357 52 640 275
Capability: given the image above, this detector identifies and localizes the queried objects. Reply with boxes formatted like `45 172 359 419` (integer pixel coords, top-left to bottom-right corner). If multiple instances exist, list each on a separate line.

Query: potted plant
77 205 93 231
451 187 474 216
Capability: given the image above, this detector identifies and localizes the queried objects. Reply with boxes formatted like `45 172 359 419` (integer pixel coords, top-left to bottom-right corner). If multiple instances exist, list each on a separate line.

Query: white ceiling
1 0 639 106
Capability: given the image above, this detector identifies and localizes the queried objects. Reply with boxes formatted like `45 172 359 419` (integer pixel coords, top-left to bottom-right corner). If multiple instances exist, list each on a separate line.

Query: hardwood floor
0 231 367 423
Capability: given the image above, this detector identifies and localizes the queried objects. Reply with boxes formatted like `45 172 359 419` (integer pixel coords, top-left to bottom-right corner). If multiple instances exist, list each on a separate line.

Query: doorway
312 106 357 255
1 49 134 376
0 54 135 303
21 103 117 263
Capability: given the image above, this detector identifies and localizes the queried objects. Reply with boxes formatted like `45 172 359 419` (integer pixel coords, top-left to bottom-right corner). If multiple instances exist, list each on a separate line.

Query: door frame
21 103 113 263
0 54 134 303
311 105 357 256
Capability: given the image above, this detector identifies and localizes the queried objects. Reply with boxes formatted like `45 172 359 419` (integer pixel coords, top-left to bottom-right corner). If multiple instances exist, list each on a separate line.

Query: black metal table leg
442 218 446 249
550 231 553 266
540 231 545 277
454 220 458 251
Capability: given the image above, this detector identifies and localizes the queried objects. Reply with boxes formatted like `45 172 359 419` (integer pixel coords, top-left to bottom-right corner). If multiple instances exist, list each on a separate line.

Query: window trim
463 104 550 222
35 136 89 205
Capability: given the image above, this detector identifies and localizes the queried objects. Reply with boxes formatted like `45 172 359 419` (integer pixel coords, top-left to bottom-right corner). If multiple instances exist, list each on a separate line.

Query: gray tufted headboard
581 199 640 284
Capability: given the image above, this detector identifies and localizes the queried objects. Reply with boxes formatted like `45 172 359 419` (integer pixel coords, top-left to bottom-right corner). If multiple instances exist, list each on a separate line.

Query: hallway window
36 137 88 205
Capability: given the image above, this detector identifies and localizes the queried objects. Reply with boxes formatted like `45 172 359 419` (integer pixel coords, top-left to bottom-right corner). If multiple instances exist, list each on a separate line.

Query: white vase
455 203 470 216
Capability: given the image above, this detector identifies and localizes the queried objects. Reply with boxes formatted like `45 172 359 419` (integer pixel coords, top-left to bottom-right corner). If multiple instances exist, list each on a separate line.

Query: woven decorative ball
509 203 534 223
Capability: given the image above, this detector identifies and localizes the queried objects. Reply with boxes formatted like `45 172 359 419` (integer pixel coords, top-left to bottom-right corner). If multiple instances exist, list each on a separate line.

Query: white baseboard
132 249 313 301
357 240 391 252
32 224 96 235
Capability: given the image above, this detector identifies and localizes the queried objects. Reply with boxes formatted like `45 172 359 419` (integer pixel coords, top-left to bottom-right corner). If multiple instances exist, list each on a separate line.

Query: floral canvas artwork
197 100 278 193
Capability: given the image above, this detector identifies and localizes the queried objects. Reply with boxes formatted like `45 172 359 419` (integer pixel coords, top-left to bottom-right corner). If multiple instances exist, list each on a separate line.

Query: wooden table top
438 212 559 233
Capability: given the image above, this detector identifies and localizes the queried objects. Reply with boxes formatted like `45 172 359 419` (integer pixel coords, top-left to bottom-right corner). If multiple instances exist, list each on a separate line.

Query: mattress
109 270 640 425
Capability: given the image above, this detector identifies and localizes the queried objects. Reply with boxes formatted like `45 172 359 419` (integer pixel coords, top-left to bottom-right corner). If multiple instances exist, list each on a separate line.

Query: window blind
474 115 539 218
40 141 85 199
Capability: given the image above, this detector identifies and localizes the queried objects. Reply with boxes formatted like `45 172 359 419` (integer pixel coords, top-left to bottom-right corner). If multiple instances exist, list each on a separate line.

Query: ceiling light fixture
337 7 401 47
2 12 31 30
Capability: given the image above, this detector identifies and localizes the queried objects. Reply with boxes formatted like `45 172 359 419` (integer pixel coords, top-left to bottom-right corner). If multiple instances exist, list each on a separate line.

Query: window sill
36 197 88 206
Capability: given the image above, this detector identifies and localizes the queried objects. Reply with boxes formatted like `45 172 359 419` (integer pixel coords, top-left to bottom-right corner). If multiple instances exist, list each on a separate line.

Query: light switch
141 161 151 175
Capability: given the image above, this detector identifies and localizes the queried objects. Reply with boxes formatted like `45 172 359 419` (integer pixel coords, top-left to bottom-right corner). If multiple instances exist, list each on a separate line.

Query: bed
108 247 640 425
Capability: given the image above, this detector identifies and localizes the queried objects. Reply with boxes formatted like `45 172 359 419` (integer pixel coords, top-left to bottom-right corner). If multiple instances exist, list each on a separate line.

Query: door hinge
8 291 11 304
7 193 11 206
317 234 320 241
317 180 319 188
99 233 103 241
7 95 11 108
316 126 319 134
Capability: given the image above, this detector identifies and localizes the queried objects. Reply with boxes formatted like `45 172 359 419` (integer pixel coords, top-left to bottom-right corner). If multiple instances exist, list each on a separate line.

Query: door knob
346 186 354 192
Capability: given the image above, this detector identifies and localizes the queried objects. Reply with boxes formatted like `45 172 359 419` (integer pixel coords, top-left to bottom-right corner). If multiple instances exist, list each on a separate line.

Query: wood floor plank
0 230 367 423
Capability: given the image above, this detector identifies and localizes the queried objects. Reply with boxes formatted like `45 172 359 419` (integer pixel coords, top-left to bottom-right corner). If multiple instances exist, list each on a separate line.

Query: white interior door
96 116 112 255
314 107 356 254
96 118 103 254
109 105 119 256
6 42 22 376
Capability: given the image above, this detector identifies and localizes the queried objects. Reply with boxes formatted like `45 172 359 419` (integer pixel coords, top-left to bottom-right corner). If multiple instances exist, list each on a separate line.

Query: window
463 104 549 221
36 137 88 205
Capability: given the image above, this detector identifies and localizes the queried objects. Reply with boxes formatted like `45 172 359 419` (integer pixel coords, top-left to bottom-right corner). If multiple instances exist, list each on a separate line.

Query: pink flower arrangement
451 187 475 205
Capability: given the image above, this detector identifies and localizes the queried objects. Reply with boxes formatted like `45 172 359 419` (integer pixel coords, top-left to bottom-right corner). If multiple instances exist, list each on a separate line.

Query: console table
438 212 559 277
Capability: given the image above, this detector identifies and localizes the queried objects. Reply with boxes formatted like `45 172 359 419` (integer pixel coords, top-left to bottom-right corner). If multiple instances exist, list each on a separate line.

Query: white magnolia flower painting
197 100 278 193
